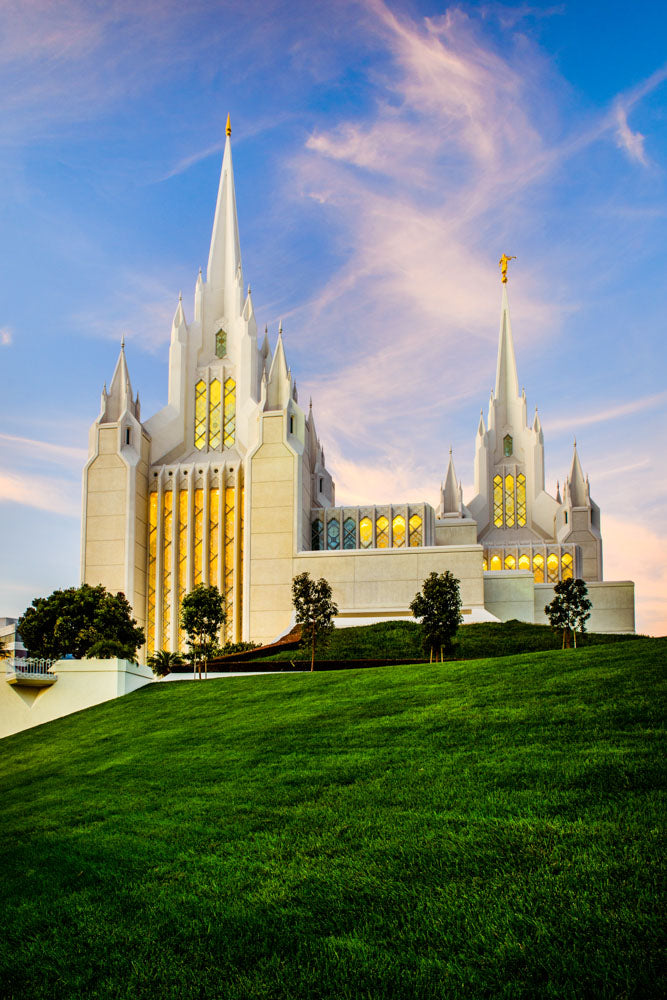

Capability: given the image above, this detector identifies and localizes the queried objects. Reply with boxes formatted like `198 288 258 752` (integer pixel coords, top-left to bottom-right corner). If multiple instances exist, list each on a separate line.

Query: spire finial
499 253 517 283
449 445 453 457
120 335 125 350
279 318 283 335
574 436 577 448
309 396 313 411
226 113 232 137
179 290 182 301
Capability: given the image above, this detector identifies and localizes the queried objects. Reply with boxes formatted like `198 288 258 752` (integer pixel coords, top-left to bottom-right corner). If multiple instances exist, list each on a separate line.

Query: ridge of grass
0 638 665 999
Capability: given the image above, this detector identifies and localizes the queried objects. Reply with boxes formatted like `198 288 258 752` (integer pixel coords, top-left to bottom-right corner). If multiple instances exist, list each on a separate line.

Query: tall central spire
494 283 520 402
207 115 242 320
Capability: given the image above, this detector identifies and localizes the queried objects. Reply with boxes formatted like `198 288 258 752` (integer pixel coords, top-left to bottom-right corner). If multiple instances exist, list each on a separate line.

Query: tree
18 584 145 661
180 584 225 678
410 571 463 662
291 572 338 672
544 578 592 648
147 650 184 678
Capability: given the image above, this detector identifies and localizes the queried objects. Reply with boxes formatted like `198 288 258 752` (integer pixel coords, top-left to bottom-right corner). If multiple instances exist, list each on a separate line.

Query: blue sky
1 0 665 634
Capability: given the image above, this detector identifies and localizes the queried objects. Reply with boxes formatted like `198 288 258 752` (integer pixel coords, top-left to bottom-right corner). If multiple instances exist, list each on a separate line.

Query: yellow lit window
517 473 526 527
162 491 173 650
392 514 406 548
518 553 530 571
238 482 244 646
482 558 488 571
360 517 372 549
490 554 501 571
194 380 206 450
504 473 515 528
409 514 422 547
224 377 236 448
504 553 516 570
547 553 559 583
178 490 188 650
561 552 573 580
147 492 158 652
533 553 544 583
193 488 203 585
209 379 221 450
209 487 220 590
493 474 503 527
376 515 389 548
224 486 235 642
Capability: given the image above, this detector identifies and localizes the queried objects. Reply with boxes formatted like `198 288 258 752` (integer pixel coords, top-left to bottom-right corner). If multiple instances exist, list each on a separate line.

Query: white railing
6 657 56 677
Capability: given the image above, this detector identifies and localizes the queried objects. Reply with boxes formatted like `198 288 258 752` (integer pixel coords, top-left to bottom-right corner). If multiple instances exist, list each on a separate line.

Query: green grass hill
1 638 665 999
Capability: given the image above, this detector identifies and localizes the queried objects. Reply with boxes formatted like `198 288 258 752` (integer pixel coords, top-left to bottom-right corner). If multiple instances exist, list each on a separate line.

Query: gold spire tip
499 253 517 283
226 113 232 137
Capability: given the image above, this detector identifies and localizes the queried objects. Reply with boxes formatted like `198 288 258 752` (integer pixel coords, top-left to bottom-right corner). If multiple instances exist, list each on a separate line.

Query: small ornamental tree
147 650 184 678
410 571 463 662
18 584 144 661
544 578 592 648
291 572 338 671
180 584 225 678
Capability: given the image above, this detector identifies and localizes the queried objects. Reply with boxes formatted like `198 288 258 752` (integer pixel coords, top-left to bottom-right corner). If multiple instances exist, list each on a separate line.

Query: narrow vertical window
518 553 530 571
547 553 559 583
561 552 573 580
147 492 158 652
533 553 544 583
178 490 188 651
224 486 235 642
162 491 173 650
343 517 356 549
194 380 206 450
125 428 131 445
482 558 488 571
238 481 244 646
490 554 501 571
392 514 406 548
504 473 515 528
359 517 372 549
503 434 513 457
209 379 221 450
408 514 422 547
209 487 219 592
289 415 294 434
311 518 323 551
504 553 516 570
376 515 389 548
193 488 203 585
493 475 503 527
215 329 227 358
517 473 526 527
223 378 236 448
327 519 340 550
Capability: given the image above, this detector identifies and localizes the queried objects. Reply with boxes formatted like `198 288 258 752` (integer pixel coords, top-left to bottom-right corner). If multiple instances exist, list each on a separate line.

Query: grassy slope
1 639 665 1000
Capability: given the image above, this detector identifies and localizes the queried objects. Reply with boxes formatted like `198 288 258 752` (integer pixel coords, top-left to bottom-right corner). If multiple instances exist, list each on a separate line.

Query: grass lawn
1 638 664 999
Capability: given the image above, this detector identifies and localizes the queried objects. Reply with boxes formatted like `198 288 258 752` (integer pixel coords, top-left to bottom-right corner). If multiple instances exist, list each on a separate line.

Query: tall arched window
547 553 559 583
504 473 515 527
490 554 501 571
311 518 323 550
518 553 530 571
193 488 204 585
162 490 173 649
408 514 422 547
327 519 340 550
517 473 527 527
533 553 544 583
215 329 227 358
147 492 158 651
223 378 236 448
359 517 372 548
343 517 356 549
376 515 389 548
178 490 188 650
504 553 516 570
194 380 206 450
209 488 220 589
493 475 503 527
392 514 406 548
482 558 488 571
224 486 235 642
561 552 573 580
209 379 221 449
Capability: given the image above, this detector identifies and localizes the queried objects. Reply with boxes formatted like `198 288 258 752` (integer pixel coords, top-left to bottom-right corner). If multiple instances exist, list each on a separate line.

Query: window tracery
359 517 372 549
392 514 406 548
343 517 356 549
327 519 340 550
194 380 206 450
408 514 422 547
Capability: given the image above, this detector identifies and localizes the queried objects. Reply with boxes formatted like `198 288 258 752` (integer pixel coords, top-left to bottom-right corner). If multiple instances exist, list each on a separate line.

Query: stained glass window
209 487 220 590
238 482 244 646
504 473 515 528
533 553 544 583
194 380 206 450
360 517 372 549
547 553 559 583
312 518 323 550
193 488 203 585
504 434 513 457
504 553 516 570
162 491 173 650
518 553 530 571
561 552 573 580
376 515 389 548
343 517 356 549
224 486 235 642
209 379 221 450
147 492 158 652
482 558 488 571
215 329 227 358
490 554 501 571
517 473 527 527
327 519 340 550
409 514 422 547
493 475 503 527
392 514 406 548
178 490 188 650
223 377 236 448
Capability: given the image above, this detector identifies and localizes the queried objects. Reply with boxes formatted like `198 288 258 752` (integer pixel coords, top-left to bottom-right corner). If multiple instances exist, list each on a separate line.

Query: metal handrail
6 657 55 677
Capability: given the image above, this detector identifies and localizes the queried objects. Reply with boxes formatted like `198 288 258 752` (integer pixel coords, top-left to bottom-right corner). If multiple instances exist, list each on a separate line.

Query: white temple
81 120 635 655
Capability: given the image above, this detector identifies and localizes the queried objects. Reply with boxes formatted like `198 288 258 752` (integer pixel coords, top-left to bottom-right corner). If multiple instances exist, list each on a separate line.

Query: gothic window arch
533 553 544 583
493 475 503 527
561 553 573 580
504 553 516 570
343 517 356 549
327 519 340 550
376 515 389 548
408 514 422 547
518 553 530 571
223 377 236 448
312 518 323 551
490 554 501 571
517 474 526 527
504 474 515 527
194 380 206 450
392 514 406 548
209 379 221 449
547 553 559 583
359 517 372 549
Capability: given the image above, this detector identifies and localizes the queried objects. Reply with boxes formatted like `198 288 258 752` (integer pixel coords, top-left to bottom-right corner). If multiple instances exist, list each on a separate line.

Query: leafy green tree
545 578 592 648
410 571 463 662
180 584 226 678
147 650 184 677
291 572 338 671
18 584 145 661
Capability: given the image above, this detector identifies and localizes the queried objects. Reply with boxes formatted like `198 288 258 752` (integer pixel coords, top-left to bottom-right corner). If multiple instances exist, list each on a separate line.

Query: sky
0 0 665 635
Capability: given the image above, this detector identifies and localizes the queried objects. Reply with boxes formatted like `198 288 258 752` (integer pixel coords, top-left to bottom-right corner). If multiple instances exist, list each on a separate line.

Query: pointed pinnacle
179 290 182 301
278 319 283 335
120 335 125 349
247 284 251 295
226 112 231 137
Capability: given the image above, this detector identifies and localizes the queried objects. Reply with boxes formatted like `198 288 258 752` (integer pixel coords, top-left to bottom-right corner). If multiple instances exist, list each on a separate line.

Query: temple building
80 121 635 654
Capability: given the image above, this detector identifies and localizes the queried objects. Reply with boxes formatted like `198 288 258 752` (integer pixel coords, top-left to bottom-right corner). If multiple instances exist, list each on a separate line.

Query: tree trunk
310 631 316 672
573 629 577 649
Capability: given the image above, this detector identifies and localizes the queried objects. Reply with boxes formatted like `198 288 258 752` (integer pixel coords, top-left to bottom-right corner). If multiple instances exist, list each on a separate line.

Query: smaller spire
278 318 283 335
555 480 562 504
226 112 232 137
120 334 125 350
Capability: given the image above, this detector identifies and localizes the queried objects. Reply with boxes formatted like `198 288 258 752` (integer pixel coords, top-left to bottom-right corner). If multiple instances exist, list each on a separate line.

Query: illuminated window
147 492 158 651
490 554 501 571
193 488 203 585
517 473 527 527
194 380 206 450
238 481 244 646
215 329 227 358
223 377 236 448
392 514 406 548
561 552 573 580
327 519 340 550
504 473 515 528
360 517 372 549
504 553 516 570
533 553 544 583
162 491 173 649
209 379 221 450
547 553 559 583
409 514 422 547
224 486 235 642
343 517 356 549
503 434 513 457
482 558 488 571
493 474 503 527
209 487 220 590
312 518 323 550
518 553 530 571
178 490 188 650
376 515 389 548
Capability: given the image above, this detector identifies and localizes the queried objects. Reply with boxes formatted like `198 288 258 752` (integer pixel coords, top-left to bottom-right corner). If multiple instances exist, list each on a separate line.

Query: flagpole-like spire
494 279 520 403
207 113 242 319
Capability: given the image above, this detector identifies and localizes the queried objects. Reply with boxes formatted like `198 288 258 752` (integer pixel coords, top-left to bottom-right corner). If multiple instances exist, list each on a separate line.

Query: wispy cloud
546 391 667 433
0 471 80 517
71 271 178 353
0 327 11 346
0 432 87 465
614 107 648 166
